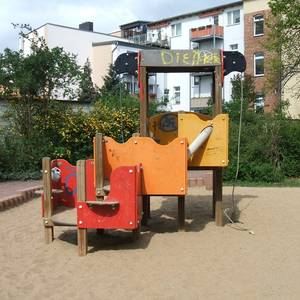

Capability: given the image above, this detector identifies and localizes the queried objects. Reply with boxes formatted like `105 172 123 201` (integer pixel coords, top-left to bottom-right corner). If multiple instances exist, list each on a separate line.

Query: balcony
127 33 147 45
191 25 224 41
146 36 170 48
190 96 211 110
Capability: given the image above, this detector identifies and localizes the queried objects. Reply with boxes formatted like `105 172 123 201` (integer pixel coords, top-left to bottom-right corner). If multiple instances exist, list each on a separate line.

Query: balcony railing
146 36 170 48
127 33 147 45
190 96 211 109
191 25 224 41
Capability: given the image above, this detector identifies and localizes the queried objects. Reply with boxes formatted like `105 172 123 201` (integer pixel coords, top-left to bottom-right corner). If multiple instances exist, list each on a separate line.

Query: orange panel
101 137 188 195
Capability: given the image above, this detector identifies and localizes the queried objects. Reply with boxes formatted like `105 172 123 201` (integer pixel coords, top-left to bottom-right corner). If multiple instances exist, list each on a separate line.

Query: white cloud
0 0 237 52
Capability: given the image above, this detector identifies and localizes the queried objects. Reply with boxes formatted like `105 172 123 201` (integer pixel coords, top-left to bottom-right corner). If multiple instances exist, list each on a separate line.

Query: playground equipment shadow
2 186 300 299
56 191 257 253
149 193 257 234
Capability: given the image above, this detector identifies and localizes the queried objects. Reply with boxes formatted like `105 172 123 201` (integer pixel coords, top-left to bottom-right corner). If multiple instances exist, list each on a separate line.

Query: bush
223 105 300 183
0 97 140 180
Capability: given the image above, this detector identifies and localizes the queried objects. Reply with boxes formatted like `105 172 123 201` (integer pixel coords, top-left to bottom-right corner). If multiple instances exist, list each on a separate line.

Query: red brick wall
244 10 279 112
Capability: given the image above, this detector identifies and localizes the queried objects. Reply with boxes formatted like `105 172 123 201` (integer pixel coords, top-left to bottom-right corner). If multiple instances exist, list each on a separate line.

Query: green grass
224 178 300 187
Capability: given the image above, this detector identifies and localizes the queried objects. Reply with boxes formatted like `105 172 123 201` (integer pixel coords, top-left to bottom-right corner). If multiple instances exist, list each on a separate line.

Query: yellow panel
101 137 188 195
178 113 228 167
149 112 228 167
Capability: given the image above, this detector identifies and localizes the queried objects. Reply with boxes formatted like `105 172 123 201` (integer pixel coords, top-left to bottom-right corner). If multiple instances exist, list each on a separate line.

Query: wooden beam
77 160 87 256
213 168 223 226
213 65 223 226
213 65 222 116
178 196 185 231
139 66 148 136
140 49 221 68
77 160 86 203
42 157 53 244
94 133 105 200
78 228 87 257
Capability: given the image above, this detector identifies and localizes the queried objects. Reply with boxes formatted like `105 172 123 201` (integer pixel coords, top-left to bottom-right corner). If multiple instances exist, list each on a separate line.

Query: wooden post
77 160 87 256
42 157 54 243
95 133 105 201
78 228 87 257
213 168 223 226
139 66 148 137
139 66 150 225
178 196 185 231
213 65 223 226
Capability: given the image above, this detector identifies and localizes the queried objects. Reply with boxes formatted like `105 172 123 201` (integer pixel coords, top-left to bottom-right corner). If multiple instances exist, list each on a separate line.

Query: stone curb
0 174 212 212
0 185 42 212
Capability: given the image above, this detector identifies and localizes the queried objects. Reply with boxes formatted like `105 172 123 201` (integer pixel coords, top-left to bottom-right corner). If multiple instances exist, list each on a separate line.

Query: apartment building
243 0 278 112
20 2 298 116
119 1 298 116
145 1 244 111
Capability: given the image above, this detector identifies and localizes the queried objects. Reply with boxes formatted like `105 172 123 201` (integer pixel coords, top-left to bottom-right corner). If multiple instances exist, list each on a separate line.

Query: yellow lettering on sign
176 52 180 64
203 52 211 64
161 50 220 66
161 50 173 65
183 52 190 65
192 50 201 65
213 54 221 64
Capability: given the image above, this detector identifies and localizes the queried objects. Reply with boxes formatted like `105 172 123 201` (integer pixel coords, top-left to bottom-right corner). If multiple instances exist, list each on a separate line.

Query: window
192 42 199 49
213 15 219 26
230 44 238 50
174 86 181 104
227 9 240 25
192 76 201 98
254 15 264 36
194 76 200 85
254 94 264 112
149 84 156 95
254 52 264 76
171 23 182 37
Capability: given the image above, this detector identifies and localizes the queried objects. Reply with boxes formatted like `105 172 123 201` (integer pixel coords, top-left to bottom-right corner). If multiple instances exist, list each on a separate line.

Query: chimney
79 22 93 32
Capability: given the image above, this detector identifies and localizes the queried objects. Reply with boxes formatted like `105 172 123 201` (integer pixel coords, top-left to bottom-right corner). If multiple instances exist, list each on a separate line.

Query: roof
30 23 128 41
148 1 243 26
119 20 151 30
92 40 155 50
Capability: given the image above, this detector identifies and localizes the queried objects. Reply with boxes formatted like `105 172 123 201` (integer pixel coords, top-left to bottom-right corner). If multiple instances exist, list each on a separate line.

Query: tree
266 0 300 101
99 64 127 99
224 74 256 121
0 25 82 137
78 59 98 102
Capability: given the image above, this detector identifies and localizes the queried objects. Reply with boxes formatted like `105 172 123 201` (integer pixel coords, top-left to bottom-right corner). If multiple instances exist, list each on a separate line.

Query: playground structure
41 49 246 256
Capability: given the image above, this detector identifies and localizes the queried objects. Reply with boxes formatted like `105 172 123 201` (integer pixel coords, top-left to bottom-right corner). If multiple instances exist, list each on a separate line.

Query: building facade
20 22 150 99
20 2 299 117
124 1 244 111
244 0 279 112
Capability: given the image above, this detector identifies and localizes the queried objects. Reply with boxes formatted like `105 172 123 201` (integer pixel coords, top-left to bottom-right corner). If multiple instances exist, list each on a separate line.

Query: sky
0 0 237 52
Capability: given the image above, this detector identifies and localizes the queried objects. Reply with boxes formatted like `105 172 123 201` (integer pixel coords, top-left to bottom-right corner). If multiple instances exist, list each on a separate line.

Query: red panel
51 159 77 208
77 165 142 230
41 159 77 217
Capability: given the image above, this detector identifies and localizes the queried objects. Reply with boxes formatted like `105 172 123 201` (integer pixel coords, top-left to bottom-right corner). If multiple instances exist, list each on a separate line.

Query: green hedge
224 112 300 183
0 98 139 180
1 98 300 183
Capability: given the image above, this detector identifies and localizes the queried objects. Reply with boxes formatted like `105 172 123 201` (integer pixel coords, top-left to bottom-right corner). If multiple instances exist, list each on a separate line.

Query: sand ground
0 186 300 300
